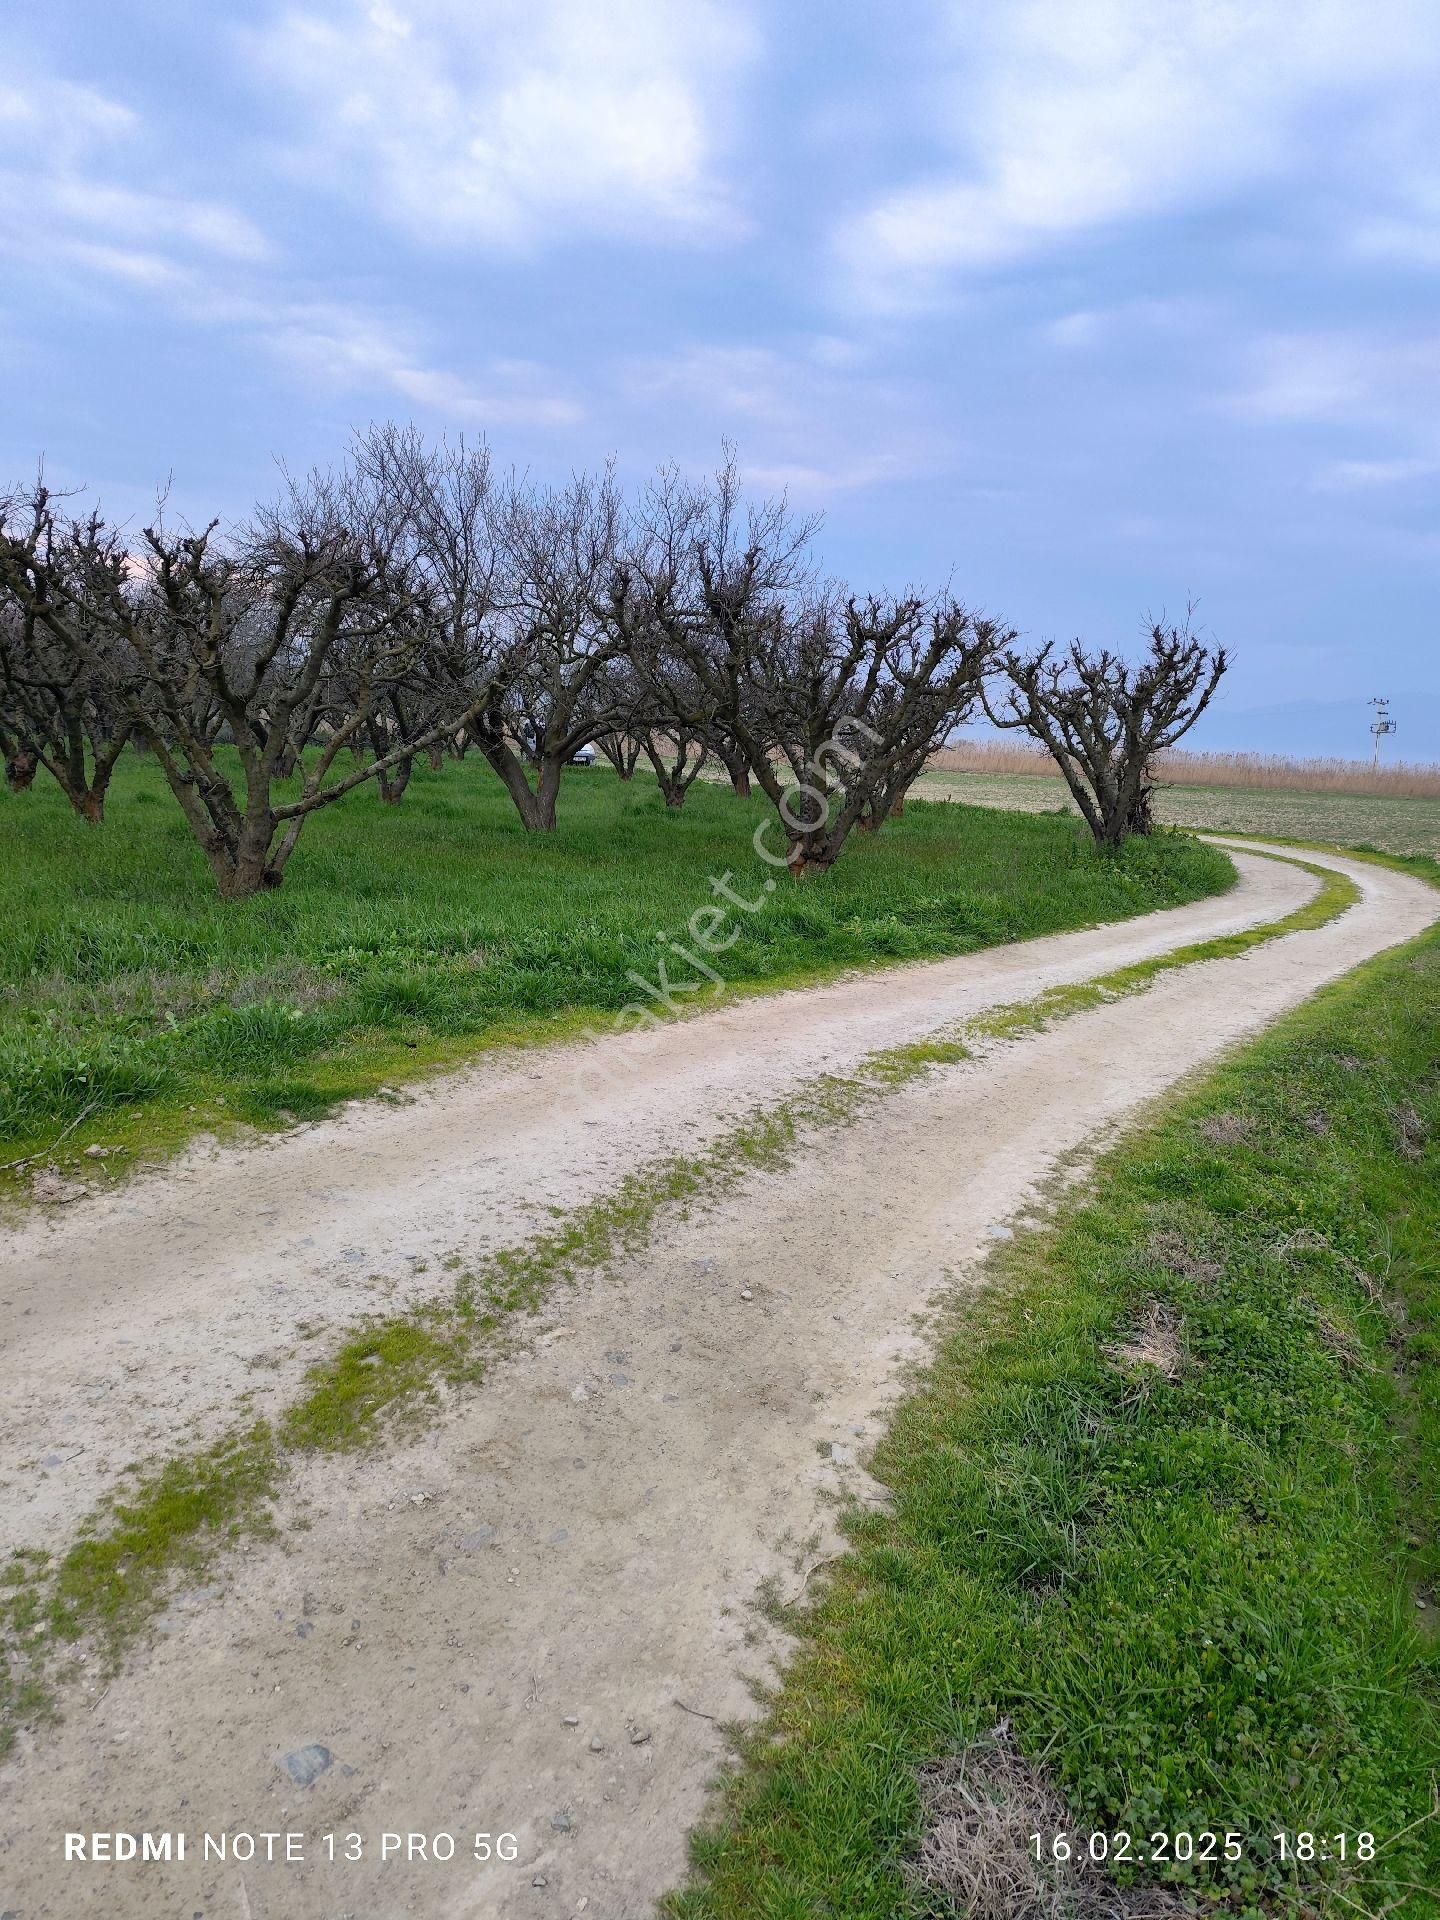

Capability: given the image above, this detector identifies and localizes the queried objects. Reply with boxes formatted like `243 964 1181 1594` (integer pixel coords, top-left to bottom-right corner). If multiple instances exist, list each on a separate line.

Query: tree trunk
426 742 445 771
785 846 839 878
52 763 114 823
471 724 561 831
5 748 38 792
205 811 285 900
377 753 414 804
1124 781 1155 836
716 744 751 796
214 858 284 900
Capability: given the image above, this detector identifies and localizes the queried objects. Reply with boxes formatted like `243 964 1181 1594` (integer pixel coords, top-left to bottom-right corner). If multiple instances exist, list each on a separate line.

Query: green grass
667 916 1440 1918
918 769 1440 860
0 754 1231 1179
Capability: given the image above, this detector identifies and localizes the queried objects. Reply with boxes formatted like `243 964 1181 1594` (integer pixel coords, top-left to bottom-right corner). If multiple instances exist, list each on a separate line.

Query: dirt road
1 842 1434 1917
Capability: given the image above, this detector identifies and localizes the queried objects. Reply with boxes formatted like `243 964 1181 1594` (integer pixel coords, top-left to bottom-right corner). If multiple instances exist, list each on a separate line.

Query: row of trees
0 430 1227 899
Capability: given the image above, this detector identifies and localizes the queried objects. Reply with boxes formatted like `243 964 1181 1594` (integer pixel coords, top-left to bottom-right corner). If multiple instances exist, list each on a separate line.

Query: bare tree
640 727 709 807
609 456 813 807
353 691 423 803
595 728 645 781
587 657 651 780
982 615 1228 846
0 476 491 897
343 424 507 800
468 467 628 831
752 591 1008 872
0 594 132 816
710 730 753 796
0 708 37 793
614 458 1004 872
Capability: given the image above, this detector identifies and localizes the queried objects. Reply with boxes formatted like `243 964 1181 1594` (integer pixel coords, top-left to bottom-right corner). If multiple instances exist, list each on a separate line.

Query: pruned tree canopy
0 562 131 819
982 616 1228 846
2 430 1228 894
612 457 1009 871
0 472 493 896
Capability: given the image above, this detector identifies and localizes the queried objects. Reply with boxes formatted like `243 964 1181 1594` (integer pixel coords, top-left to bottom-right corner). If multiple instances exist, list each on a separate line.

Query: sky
2 0 1437 758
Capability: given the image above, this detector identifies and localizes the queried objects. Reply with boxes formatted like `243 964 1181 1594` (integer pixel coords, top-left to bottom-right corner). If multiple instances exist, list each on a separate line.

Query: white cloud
1044 311 1104 349
1312 457 1439 493
0 77 136 158
46 180 269 263
618 341 946 498
836 0 1440 308
1350 174 1440 268
1226 332 1440 427
0 52 577 433
262 306 583 425
1226 329 1440 495
0 69 270 271
245 0 757 248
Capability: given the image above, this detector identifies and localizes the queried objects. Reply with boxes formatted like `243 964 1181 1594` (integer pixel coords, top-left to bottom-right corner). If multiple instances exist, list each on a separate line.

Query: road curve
1 841 1324 1551
0 842 1435 1919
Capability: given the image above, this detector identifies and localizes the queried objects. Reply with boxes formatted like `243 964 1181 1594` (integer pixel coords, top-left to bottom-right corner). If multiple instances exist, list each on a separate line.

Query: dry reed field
920 764 1440 858
932 737 1440 798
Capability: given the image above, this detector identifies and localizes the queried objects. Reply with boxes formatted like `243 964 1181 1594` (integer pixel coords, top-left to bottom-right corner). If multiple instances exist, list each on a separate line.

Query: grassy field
669 880 1440 1920
919 768 1440 859
0 756 1232 1175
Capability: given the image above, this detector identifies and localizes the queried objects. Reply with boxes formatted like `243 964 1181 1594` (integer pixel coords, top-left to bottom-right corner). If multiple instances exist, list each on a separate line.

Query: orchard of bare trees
0 431 1227 898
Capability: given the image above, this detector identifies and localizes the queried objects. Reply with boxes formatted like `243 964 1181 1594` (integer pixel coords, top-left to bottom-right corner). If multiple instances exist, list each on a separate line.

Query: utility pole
1367 696 1396 769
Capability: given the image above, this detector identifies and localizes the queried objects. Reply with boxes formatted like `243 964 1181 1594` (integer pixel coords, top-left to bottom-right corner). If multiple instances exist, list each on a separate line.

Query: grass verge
0 845 1361 1771
665 895 1440 1917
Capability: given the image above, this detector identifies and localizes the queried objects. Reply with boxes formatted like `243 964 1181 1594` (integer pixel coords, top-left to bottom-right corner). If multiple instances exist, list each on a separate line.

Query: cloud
1311 457 1440 493
0 76 136 159
1225 330 1440 502
1040 297 1212 353
1226 331 1440 427
1350 172 1440 268
0 51 577 433
835 0 1440 308
261 306 584 425
1044 311 1104 350
245 0 757 249
0 67 271 273
617 341 946 498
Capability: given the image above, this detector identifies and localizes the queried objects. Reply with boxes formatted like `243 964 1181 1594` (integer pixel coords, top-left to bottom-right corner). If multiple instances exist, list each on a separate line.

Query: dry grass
908 1736 1189 1918
933 738 1440 799
916 766 1440 858
1105 1300 1183 1381
1197 1111 1254 1147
